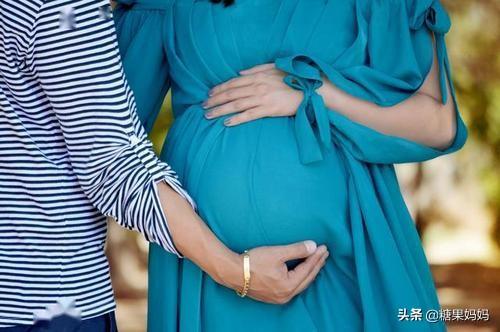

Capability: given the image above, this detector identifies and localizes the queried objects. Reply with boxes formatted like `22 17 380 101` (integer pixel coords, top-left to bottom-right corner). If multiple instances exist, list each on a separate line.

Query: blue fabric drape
114 1 466 331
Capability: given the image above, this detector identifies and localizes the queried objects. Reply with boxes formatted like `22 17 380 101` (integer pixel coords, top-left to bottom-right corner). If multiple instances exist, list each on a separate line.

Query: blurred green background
107 1 500 331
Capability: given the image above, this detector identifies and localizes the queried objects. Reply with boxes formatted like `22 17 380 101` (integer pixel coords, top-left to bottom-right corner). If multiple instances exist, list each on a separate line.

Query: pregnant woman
114 0 467 331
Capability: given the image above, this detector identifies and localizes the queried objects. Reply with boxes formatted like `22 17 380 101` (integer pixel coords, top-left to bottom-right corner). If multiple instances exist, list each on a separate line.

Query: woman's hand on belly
203 63 302 126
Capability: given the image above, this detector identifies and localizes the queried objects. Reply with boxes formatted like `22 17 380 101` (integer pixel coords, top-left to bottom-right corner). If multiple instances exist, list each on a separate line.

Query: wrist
180 231 242 289
202 248 243 289
317 78 343 110
210 248 243 290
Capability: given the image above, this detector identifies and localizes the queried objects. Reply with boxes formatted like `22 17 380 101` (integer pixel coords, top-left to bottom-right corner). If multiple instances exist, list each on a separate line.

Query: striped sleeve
29 0 195 256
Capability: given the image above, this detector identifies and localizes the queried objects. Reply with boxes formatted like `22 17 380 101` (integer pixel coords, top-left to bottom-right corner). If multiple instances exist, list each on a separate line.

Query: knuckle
273 287 286 299
277 285 292 297
283 284 294 296
230 116 241 125
274 299 285 305
261 93 272 103
243 112 253 120
277 295 290 305
234 100 244 110
238 114 249 123
284 246 296 255
246 108 257 117
269 105 280 115
275 248 286 259
255 72 266 81
256 83 268 94
270 292 285 304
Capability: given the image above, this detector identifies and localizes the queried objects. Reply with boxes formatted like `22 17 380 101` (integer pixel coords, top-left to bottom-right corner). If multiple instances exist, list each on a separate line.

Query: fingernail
304 240 317 254
205 111 214 119
317 245 327 254
202 101 209 109
224 118 232 126
208 90 214 97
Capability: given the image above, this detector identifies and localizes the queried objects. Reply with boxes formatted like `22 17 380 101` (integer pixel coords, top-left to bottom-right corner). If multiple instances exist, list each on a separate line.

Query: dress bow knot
278 57 333 165
425 3 450 34
410 0 451 34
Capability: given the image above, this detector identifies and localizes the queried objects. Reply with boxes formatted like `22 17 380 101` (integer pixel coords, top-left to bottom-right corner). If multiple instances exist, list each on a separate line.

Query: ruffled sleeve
275 0 467 165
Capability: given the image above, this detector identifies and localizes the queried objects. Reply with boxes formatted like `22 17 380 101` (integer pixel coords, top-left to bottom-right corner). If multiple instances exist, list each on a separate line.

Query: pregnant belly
164 106 353 257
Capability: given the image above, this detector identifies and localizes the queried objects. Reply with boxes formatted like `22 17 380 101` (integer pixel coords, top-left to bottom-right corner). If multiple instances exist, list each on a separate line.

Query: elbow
431 103 457 150
434 121 456 150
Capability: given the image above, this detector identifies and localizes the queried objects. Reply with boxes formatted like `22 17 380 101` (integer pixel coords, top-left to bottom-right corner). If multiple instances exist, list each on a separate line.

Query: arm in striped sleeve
30 0 194 256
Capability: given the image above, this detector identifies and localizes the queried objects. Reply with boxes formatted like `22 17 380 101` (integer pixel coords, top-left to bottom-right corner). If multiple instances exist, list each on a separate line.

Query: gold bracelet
235 250 251 298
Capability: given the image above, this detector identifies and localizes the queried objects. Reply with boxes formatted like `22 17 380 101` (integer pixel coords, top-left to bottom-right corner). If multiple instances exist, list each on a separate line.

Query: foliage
443 0 500 246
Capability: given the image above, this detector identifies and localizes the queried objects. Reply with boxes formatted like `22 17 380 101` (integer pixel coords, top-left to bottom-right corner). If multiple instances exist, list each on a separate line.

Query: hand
217 241 329 304
157 176 329 305
203 64 303 126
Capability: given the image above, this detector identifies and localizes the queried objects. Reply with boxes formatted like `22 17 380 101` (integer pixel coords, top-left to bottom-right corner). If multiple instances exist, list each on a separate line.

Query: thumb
278 240 317 262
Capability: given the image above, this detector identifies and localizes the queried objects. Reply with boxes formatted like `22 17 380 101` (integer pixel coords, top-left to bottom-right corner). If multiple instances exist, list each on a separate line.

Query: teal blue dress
114 1 467 331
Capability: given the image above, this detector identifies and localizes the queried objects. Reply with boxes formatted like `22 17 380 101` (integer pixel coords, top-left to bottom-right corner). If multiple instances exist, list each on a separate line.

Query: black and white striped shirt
0 0 193 327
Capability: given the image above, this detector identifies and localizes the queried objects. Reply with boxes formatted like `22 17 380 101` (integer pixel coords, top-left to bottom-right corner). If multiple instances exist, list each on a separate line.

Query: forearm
156 181 241 290
317 80 456 150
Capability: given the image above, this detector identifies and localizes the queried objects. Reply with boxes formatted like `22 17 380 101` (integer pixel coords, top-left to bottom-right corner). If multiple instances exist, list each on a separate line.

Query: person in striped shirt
0 0 329 330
